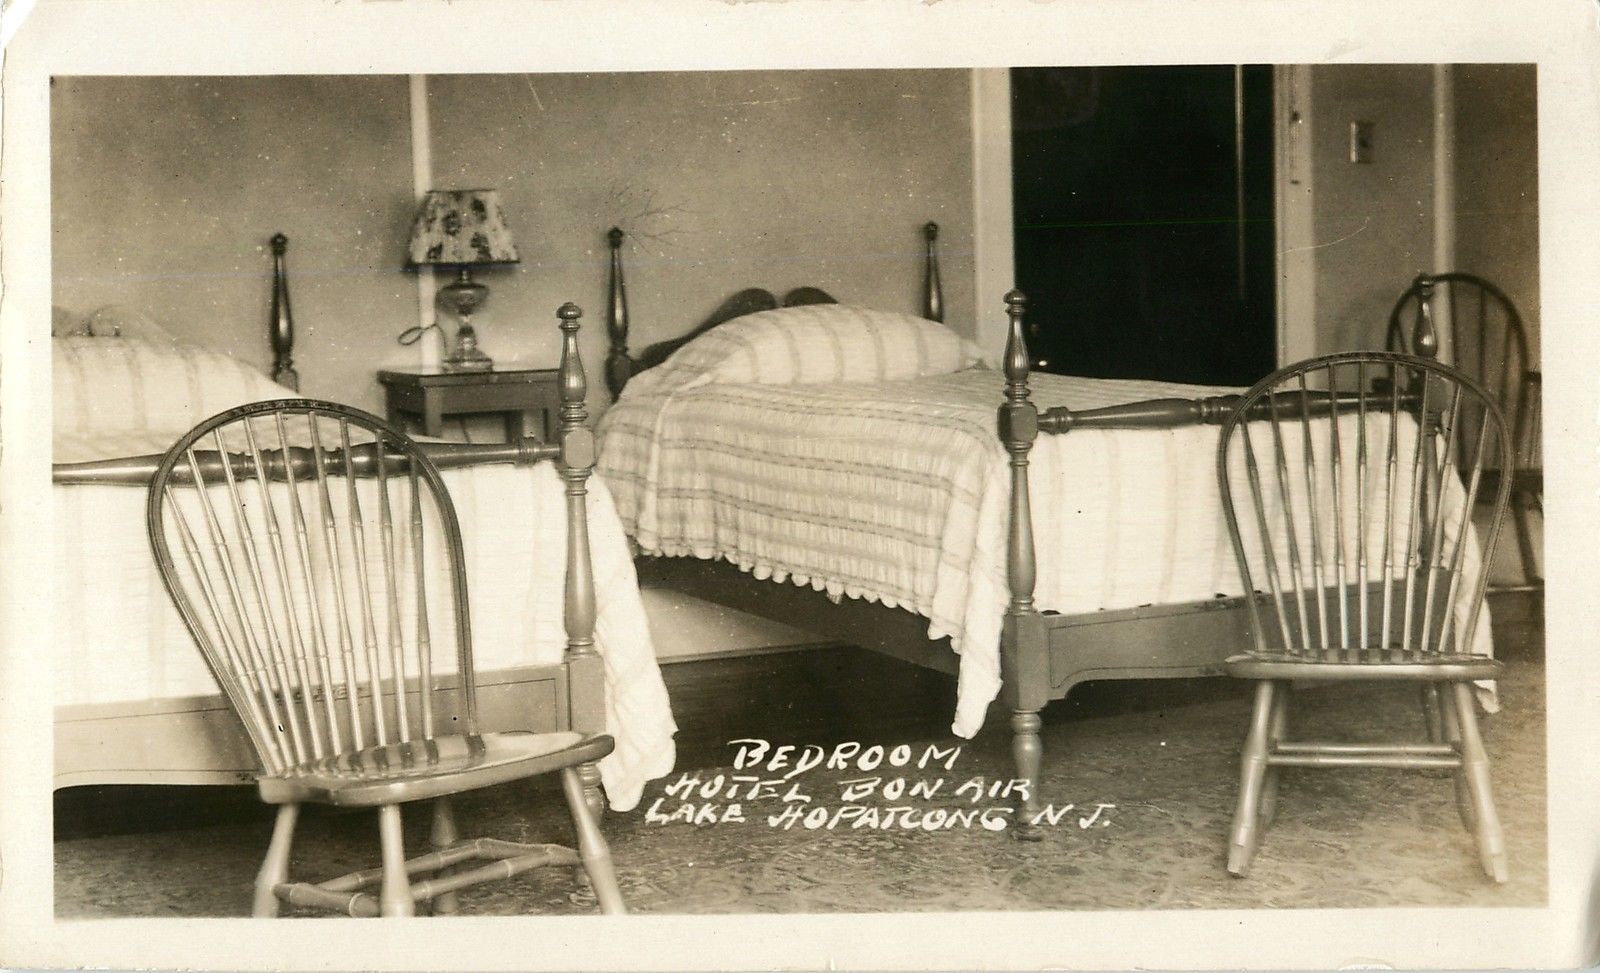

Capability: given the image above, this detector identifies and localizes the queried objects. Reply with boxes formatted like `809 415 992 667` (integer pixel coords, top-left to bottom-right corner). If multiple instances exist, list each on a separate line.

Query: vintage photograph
6 2 1598 969
45 63 1546 918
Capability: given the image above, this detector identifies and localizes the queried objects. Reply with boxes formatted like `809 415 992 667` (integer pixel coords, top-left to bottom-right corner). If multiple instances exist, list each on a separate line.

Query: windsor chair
1388 273 1541 593
146 396 625 917
1217 352 1513 883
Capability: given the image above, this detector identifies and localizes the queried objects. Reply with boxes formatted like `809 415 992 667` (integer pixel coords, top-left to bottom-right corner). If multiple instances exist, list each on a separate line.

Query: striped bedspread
600 367 1252 737
599 366 1495 738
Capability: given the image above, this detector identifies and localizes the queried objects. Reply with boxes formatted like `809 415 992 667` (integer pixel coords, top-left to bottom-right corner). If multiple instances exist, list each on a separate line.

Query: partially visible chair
1217 352 1513 883
147 397 625 917
1388 272 1541 593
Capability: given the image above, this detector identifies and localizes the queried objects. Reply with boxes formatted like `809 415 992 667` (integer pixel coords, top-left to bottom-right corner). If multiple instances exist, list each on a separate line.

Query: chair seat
258 731 615 808
1225 652 1503 682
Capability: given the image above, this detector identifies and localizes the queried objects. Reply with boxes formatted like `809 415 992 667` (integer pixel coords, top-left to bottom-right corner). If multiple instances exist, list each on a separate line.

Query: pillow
52 305 81 337
81 304 178 343
54 334 297 440
636 304 982 394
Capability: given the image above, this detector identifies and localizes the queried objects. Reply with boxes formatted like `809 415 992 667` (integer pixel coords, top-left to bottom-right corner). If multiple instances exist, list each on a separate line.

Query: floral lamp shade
405 189 519 371
406 189 520 267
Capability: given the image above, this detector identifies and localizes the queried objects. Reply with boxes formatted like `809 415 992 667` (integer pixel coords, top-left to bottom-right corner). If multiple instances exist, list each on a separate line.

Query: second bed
596 225 1494 830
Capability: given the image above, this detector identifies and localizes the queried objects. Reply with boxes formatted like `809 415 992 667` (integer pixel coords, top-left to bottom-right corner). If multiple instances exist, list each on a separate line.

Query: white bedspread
53 433 677 812
598 367 1493 737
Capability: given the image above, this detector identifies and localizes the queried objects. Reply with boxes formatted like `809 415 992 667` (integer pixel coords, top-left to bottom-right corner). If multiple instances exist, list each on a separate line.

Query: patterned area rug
56 632 1545 917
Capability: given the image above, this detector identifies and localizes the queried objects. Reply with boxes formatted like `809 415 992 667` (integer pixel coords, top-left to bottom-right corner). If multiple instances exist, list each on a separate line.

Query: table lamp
406 189 520 371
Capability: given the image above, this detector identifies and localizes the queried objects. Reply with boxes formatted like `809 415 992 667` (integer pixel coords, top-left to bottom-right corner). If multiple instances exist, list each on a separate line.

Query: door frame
972 65 1318 370
1275 64 1317 366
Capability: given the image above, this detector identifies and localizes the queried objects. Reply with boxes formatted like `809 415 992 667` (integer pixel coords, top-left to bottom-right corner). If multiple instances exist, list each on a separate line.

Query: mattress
53 436 677 812
598 366 1493 737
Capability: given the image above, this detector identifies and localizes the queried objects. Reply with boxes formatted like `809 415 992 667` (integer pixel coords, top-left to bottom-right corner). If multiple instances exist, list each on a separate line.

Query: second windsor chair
1217 352 1513 883
1388 272 1540 594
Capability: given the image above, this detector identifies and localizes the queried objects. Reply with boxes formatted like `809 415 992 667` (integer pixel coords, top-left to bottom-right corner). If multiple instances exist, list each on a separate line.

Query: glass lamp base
443 321 494 371
442 354 494 372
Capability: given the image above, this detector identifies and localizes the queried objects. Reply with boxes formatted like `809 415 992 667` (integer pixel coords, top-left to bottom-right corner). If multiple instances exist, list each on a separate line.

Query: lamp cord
394 320 475 443
397 322 442 346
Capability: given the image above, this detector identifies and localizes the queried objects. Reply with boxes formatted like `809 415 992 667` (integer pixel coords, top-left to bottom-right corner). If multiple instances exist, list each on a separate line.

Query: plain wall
426 70 976 399
51 75 419 413
1454 63 1540 358
1309 64 1439 355
52 70 976 417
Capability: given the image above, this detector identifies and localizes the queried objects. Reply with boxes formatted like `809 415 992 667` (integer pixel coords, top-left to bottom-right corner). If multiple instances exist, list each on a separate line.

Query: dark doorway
1012 65 1277 387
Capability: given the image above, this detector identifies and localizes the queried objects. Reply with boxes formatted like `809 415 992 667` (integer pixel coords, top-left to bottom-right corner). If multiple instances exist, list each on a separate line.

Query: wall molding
970 68 1015 362
1431 63 1457 363
1275 64 1317 365
408 74 439 368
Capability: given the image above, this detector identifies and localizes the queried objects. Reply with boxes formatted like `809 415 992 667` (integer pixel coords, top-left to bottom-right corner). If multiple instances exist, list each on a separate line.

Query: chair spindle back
148 401 475 776
1217 353 1512 661
1388 272 1536 474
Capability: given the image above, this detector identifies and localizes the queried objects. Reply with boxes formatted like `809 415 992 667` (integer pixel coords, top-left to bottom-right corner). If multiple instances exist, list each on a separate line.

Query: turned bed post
604 228 631 399
996 289 1047 837
922 222 944 323
556 303 607 817
1412 274 1440 361
269 233 298 391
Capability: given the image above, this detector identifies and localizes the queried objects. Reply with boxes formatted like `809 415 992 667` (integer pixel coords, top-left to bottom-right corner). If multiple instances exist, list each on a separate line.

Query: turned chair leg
1437 685 1477 832
429 796 460 916
254 803 300 917
1258 682 1290 832
1228 681 1277 877
1511 489 1542 591
1451 682 1509 883
560 766 626 914
1419 684 1443 743
377 804 416 917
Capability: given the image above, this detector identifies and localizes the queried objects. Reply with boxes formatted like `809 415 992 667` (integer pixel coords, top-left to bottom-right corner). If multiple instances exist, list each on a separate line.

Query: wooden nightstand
377 367 562 442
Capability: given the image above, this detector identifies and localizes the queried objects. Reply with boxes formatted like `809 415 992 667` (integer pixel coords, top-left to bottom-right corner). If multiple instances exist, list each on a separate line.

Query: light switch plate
1350 120 1374 163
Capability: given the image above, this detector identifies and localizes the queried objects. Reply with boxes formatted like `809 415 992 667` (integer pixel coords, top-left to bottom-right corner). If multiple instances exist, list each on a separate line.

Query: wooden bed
598 223 1456 834
50 236 622 815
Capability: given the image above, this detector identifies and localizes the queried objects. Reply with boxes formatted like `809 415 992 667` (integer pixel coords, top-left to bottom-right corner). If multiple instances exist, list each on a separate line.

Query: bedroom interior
48 63 1544 915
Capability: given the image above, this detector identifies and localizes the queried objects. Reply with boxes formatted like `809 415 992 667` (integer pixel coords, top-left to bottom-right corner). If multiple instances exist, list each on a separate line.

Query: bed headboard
603 222 945 398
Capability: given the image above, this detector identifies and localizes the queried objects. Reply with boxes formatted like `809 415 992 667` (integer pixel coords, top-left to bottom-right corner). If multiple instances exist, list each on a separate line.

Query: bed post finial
1412 273 1439 360
922 222 944 323
1002 289 1030 396
605 227 632 398
269 233 299 391
556 302 598 667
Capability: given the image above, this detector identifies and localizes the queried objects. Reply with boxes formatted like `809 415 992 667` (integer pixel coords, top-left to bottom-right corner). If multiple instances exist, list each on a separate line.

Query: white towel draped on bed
53 433 678 812
599 366 1493 738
